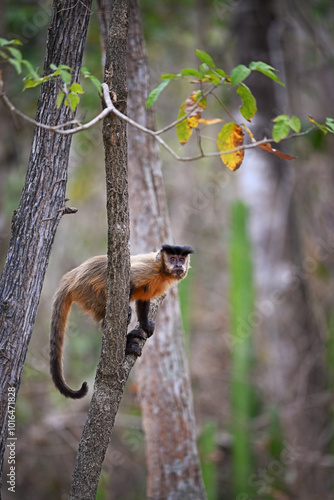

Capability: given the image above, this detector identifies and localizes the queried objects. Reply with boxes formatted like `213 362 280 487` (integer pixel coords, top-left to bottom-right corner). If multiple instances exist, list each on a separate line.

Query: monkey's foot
140 319 155 338
125 329 146 357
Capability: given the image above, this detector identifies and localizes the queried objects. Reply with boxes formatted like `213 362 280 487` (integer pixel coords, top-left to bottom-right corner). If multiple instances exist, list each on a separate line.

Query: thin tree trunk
234 0 328 497
127 1 206 498
0 0 92 493
69 1 131 498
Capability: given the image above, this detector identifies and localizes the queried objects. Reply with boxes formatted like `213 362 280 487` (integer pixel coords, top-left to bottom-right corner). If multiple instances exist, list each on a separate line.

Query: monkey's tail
49 286 88 399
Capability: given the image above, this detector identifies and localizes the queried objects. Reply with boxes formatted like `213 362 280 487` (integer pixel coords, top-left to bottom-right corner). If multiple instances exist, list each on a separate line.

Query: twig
0 79 316 160
41 205 78 222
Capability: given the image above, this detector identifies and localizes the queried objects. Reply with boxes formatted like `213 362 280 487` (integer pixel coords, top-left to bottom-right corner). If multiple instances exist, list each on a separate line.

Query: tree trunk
234 0 328 497
69 1 131 498
0 0 92 493
127 1 206 498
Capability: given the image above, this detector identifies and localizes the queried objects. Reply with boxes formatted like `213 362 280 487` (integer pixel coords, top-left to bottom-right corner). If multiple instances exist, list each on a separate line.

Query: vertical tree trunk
69 1 130 498
127 2 206 498
0 0 93 492
234 0 328 497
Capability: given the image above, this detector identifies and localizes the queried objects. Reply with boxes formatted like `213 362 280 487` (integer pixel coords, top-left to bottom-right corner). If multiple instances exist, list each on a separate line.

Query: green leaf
8 58 22 74
288 116 301 133
215 68 226 78
81 66 90 76
195 49 215 69
58 64 74 71
23 77 40 89
22 60 39 79
70 82 84 94
274 114 290 122
249 61 284 86
181 68 203 78
198 63 210 75
161 73 180 79
0 38 22 47
325 117 334 133
146 79 171 109
272 120 290 142
56 90 65 108
59 69 71 85
202 70 221 85
66 92 80 111
89 76 102 95
49 63 58 71
230 64 251 86
236 84 257 121
6 46 22 61
176 102 192 145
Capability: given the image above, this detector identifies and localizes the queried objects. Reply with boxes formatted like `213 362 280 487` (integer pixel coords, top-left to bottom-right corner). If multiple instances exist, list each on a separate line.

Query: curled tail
50 285 88 399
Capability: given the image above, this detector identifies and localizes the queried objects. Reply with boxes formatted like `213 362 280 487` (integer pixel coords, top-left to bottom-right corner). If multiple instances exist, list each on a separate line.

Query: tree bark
127 2 206 498
0 0 92 493
69 2 131 499
234 1 328 497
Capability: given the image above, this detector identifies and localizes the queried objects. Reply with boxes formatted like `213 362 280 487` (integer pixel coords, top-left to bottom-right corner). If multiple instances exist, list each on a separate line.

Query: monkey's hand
125 329 146 357
140 319 155 338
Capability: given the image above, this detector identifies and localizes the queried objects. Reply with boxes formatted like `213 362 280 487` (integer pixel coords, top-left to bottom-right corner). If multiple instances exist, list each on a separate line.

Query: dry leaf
258 142 296 160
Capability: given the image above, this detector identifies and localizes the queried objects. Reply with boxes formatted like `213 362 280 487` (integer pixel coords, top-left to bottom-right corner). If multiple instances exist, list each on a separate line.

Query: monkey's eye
170 257 177 263
179 258 185 264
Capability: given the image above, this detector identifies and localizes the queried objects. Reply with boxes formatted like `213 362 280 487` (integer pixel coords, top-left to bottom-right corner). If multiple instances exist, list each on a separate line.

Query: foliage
147 49 334 170
1 40 334 170
0 38 101 112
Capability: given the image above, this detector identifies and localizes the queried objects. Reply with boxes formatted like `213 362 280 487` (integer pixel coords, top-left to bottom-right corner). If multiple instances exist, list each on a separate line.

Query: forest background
1 0 334 499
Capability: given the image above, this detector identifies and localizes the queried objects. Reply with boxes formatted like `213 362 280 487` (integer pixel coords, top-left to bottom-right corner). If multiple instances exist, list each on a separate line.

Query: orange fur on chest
131 273 177 301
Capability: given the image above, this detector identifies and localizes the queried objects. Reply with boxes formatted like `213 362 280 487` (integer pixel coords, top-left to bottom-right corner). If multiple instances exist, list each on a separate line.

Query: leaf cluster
146 49 333 171
0 38 101 112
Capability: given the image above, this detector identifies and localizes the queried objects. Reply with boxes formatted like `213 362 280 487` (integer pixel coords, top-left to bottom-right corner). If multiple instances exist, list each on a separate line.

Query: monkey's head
158 244 194 280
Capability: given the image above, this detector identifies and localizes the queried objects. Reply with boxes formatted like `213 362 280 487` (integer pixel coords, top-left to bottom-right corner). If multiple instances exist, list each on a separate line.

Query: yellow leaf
216 122 244 171
188 114 201 129
198 118 223 125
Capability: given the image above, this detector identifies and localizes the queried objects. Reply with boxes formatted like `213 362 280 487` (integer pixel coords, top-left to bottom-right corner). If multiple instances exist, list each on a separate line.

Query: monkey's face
165 254 189 279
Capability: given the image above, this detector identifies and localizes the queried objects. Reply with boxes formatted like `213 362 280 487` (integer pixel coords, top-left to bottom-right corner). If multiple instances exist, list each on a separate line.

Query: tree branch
0 75 315 162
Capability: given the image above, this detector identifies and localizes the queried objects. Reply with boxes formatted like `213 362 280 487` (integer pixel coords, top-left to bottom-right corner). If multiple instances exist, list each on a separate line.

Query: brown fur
50 246 193 399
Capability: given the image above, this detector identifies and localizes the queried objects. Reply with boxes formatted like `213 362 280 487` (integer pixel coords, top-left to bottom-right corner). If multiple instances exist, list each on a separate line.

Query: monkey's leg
136 300 155 337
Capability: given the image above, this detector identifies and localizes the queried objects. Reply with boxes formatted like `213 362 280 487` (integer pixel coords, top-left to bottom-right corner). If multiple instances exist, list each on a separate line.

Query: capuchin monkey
50 244 194 399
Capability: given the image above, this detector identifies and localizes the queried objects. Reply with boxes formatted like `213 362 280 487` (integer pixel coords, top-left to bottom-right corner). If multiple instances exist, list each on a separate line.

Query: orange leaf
217 122 244 171
258 142 296 160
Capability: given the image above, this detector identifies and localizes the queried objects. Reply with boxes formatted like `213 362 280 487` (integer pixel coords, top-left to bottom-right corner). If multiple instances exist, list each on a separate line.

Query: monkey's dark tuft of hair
161 244 194 256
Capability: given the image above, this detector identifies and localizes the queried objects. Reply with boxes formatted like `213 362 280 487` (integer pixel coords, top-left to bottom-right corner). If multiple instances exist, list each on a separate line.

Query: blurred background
1 0 334 498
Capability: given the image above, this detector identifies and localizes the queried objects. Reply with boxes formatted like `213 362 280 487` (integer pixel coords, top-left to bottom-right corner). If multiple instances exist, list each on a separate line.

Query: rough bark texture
0 0 92 493
69 2 131 499
127 1 206 498
235 1 328 497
